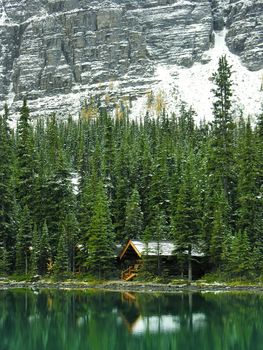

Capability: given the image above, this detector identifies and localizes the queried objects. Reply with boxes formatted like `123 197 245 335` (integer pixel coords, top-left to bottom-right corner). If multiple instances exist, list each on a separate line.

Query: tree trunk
188 244 192 282
157 242 161 275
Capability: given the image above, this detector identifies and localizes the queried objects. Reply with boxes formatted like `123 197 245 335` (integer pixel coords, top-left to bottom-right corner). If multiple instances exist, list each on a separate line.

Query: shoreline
1 280 263 293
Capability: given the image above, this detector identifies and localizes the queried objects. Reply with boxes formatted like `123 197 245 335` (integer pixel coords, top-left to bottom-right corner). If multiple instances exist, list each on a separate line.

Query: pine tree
210 190 231 266
152 208 167 275
39 221 51 275
172 154 200 281
112 136 131 241
0 247 10 275
45 150 74 256
87 181 115 278
210 55 236 209
0 104 15 272
30 224 40 275
77 173 97 268
54 228 69 276
64 213 79 273
228 231 253 277
212 56 233 123
16 98 36 211
124 187 143 241
15 206 33 275
236 119 259 243
148 147 171 230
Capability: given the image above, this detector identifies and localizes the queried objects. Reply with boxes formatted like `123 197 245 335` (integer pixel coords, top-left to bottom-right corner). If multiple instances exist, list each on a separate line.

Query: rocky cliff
0 0 262 117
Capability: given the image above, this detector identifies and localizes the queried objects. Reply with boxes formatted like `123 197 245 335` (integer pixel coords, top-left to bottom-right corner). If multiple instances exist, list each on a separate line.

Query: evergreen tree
124 187 143 241
30 224 40 275
45 150 74 256
152 208 167 275
77 172 98 268
16 98 36 211
0 247 10 275
210 190 231 267
148 147 171 230
64 213 79 273
87 181 115 278
112 136 131 241
54 228 69 276
15 206 33 275
236 119 260 243
210 55 236 211
0 97 261 279
0 104 15 272
39 221 51 275
172 155 200 281
228 231 253 277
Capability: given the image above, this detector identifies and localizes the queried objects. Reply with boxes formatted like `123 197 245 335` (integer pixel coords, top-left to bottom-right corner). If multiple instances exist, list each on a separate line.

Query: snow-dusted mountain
0 0 262 119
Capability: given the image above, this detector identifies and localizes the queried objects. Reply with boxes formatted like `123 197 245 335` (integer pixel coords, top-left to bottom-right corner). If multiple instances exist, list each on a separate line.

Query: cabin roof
119 239 204 260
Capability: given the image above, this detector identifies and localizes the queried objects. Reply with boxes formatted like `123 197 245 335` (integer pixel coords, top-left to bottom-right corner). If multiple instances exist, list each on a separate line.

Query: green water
0 289 263 350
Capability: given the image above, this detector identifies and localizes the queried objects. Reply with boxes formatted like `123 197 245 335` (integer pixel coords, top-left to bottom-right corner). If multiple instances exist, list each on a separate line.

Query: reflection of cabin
119 291 207 334
118 239 206 281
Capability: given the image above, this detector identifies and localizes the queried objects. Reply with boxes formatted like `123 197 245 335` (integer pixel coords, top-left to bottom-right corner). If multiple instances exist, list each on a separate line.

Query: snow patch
130 28 263 121
70 172 80 195
176 29 263 120
0 1 8 25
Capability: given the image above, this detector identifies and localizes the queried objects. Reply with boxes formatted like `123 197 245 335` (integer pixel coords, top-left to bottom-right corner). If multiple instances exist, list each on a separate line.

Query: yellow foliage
115 103 125 120
80 97 99 120
155 90 166 115
105 94 111 105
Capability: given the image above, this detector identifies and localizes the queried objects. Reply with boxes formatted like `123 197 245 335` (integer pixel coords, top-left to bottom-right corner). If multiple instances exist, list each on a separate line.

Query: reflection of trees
0 290 262 350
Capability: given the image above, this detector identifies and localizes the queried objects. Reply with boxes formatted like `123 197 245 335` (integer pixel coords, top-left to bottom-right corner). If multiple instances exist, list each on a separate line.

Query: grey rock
0 0 262 115
226 0 263 71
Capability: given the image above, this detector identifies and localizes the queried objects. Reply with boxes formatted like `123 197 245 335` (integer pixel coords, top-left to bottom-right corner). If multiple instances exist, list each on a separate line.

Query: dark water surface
0 289 263 350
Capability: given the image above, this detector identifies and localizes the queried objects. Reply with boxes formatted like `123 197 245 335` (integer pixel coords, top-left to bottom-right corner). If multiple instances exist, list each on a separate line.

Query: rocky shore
1 280 263 293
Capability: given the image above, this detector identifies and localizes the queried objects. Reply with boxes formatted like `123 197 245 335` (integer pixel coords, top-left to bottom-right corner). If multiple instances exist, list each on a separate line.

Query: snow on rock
0 1 262 121
131 29 263 122
175 29 263 120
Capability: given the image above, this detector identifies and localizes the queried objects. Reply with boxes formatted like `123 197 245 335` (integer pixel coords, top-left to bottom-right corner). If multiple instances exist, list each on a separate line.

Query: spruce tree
0 247 10 275
210 190 231 266
124 187 143 241
87 181 115 278
30 224 40 275
228 231 253 277
39 221 51 275
0 104 15 273
16 98 36 211
54 228 69 276
15 206 33 275
210 55 236 210
172 154 200 281
152 208 167 275
64 213 79 273
236 119 259 243
45 150 74 256
112 136 131 241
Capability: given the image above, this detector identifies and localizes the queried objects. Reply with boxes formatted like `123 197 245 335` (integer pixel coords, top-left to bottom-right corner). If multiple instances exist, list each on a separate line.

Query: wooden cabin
118 239 206 281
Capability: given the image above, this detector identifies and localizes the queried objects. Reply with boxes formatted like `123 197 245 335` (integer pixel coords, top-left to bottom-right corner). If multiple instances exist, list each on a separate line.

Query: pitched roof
119 239 204 259
132 240 175 256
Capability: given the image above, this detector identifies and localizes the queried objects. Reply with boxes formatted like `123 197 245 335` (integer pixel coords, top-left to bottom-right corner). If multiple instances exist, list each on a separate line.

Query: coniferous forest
0 57 262 280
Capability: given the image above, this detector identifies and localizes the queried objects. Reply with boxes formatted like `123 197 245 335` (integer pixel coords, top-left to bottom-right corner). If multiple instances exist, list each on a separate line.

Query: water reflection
0 289 262 350
120 292 206 335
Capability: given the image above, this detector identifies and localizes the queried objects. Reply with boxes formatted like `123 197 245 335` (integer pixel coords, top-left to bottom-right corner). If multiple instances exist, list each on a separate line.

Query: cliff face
0 0 262 116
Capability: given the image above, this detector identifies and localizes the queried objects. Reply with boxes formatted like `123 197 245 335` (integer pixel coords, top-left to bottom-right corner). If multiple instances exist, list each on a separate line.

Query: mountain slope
0 0 262 118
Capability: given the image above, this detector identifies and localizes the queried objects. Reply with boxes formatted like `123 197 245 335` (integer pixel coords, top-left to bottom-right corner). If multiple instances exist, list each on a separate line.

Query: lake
0 289 262 350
